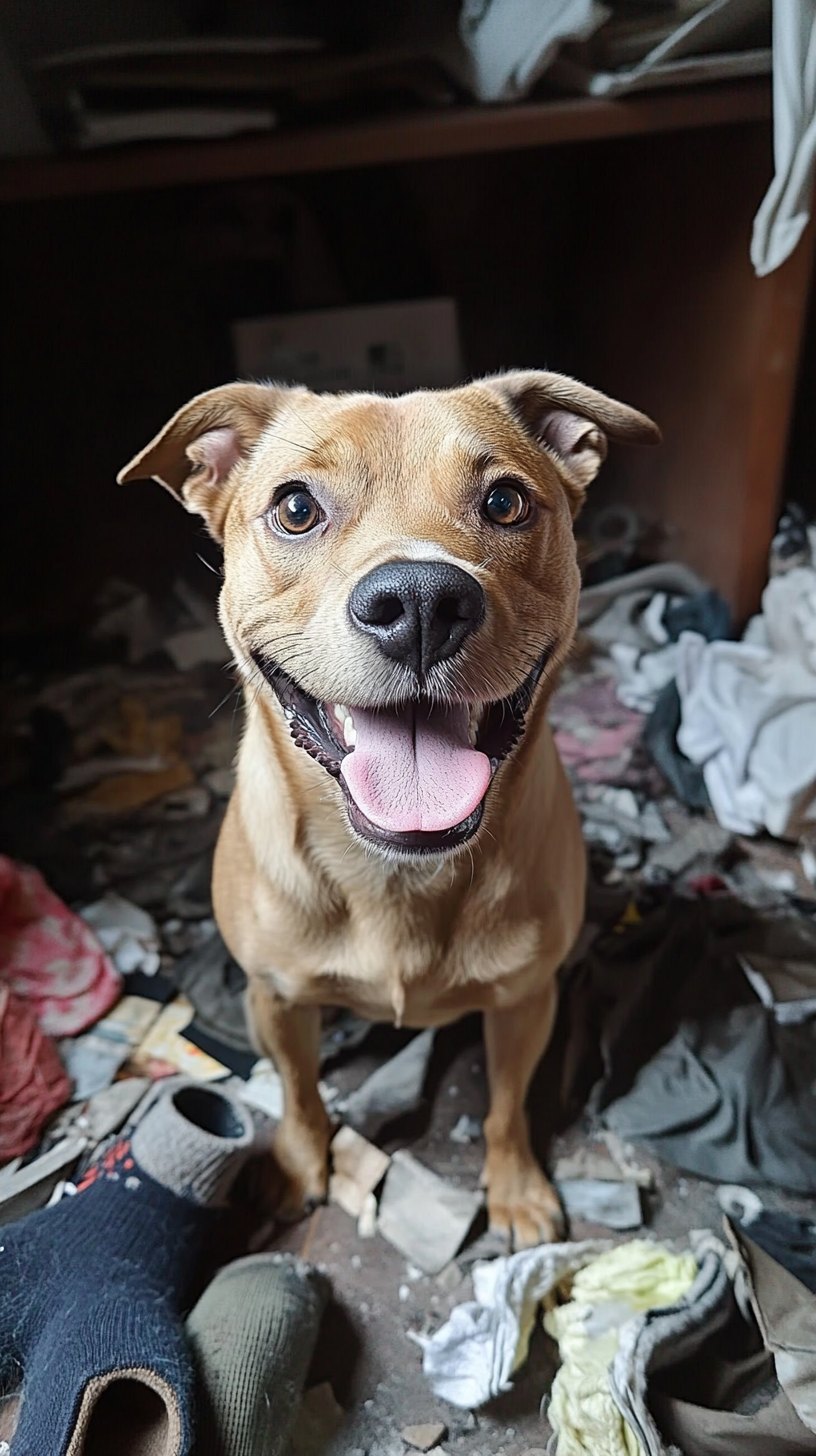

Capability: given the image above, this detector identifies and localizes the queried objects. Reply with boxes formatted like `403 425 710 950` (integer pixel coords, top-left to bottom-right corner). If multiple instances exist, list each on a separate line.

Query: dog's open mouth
251 649 551 855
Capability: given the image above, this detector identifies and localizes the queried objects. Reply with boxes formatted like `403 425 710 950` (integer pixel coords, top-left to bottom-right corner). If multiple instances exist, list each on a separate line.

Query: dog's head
120 372 659 858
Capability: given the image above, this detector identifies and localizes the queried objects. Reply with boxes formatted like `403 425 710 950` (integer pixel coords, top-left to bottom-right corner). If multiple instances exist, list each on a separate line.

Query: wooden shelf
0 78 771 203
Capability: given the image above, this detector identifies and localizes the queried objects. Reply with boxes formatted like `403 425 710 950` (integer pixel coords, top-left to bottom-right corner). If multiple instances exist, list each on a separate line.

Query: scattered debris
172 929 252 1051
357 1190 378 1239
401 1421 447 1451
128 995 230 1082
553 1135 653 1190
716 1184 764 1223
68 758 195 818
553 1148 622 1183
0 1135 87 1225
152 784 211 820
435 1261 465 1294
645 819 732 878
80 892 161 976
449 1114 482 1145
203 767 235 798
320 1008 372 1064
53 1076 151 1146
340 1029 435 1139
60 995 163 1099
238 1059 283 1119
164 624 230 671
329 1125 391 1219
377 1149 482 1275
556 1178 642 1231
288 1382 345 1456
58 754 172 792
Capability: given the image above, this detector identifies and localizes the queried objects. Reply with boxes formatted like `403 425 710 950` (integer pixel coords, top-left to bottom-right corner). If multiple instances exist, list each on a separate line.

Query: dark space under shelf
0 79 771 202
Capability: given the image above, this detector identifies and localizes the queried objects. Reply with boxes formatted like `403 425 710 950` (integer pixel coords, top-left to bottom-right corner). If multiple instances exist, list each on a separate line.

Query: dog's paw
483 1149 565 1250
267 1114 330 1222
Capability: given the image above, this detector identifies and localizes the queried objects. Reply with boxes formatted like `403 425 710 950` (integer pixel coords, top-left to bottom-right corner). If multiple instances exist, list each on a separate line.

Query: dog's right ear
117 382 296 540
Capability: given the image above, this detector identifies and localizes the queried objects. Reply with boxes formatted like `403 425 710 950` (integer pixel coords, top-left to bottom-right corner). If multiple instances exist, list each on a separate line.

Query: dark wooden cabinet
2 78 812 631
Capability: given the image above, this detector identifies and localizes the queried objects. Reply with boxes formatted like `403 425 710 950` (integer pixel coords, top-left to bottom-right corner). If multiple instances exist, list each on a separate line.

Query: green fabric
187 1254 328 1456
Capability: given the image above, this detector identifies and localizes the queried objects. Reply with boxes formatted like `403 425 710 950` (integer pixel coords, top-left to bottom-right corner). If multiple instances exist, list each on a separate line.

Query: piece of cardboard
329 1125 390 1218
377 1149 481 1274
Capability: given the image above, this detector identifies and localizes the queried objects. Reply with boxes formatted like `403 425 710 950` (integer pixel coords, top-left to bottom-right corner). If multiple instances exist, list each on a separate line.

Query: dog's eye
483 481 530 527
271 489 323 535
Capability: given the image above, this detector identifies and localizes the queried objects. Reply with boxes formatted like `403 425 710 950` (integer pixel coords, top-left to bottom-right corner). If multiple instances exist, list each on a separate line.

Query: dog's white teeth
468 704 483 747
343 715 357 748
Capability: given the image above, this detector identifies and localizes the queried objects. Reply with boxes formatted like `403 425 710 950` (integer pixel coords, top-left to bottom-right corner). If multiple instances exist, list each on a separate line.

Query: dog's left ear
480 370 661 504
118 381 301 540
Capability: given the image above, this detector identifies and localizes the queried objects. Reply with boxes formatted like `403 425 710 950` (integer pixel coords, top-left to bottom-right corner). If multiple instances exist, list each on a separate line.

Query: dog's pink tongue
341 702 490 834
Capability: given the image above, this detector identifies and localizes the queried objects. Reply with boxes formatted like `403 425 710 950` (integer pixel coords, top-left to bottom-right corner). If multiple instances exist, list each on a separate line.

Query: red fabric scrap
0 984 72 1161
0 855 121 1037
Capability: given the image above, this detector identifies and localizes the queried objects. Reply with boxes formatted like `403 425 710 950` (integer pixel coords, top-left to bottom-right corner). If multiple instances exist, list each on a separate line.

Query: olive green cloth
187 1254 329 1456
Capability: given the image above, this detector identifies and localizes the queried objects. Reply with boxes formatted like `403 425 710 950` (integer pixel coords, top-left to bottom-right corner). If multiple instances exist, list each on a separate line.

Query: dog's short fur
121 371 659 1247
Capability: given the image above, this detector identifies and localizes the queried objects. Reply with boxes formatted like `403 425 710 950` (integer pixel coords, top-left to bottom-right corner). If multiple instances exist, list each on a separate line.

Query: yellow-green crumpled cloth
545 1239 697 1456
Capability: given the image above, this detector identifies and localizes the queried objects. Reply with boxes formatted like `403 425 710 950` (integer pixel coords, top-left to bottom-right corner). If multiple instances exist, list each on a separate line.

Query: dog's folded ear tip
629 419 662 447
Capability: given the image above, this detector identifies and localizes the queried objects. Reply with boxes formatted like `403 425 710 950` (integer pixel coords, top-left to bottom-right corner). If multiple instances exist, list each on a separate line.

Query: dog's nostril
366 594 404 627
435 596 463 624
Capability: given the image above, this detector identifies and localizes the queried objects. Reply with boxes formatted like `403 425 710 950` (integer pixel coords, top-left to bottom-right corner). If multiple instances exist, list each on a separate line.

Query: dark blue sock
0 1082 253 1456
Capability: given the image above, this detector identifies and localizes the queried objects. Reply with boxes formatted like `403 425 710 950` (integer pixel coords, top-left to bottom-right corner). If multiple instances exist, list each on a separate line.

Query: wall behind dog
3 117 812 642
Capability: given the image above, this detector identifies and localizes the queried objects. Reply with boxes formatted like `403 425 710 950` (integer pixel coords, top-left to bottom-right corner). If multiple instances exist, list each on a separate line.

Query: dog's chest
267 895 543 1026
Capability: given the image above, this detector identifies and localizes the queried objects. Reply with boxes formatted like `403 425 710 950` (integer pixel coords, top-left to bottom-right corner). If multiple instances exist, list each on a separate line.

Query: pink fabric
0 984 72 1160
554 720 642 780
550 670 644 784
0 855 121 1037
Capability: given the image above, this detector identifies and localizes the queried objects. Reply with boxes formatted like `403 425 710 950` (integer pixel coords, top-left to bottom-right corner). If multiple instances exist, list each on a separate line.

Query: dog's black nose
348 560 485 678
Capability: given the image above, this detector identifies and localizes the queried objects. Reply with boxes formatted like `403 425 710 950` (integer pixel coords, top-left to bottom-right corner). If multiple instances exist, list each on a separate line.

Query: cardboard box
232 297 462 394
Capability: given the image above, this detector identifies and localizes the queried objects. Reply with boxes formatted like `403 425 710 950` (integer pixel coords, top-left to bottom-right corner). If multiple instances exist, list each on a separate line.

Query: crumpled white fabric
609 640 680 713
752 0 816 276
80 891 161 976
412 1238 610 1408
676 567 816 837
763 566 816 672
458 0 609 102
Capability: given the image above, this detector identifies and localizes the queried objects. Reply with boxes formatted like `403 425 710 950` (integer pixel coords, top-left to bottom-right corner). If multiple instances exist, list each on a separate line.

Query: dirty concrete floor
270 1023 816 1456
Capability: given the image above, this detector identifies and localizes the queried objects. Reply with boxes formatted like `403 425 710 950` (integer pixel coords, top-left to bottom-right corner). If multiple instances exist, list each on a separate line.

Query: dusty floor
273 1023 816 1456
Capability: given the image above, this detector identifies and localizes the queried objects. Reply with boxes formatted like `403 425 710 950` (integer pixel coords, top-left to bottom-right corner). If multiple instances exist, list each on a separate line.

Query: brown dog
120 371 659 1248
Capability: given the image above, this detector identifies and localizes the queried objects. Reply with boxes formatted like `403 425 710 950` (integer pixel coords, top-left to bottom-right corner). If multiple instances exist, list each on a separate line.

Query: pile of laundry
417 1219 816 1454
555 505 816 896
562 891 816 1193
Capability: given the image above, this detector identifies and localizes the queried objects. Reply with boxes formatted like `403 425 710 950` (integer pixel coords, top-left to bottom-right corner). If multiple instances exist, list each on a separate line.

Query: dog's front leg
482 981 565 1249
247 978 330 1219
